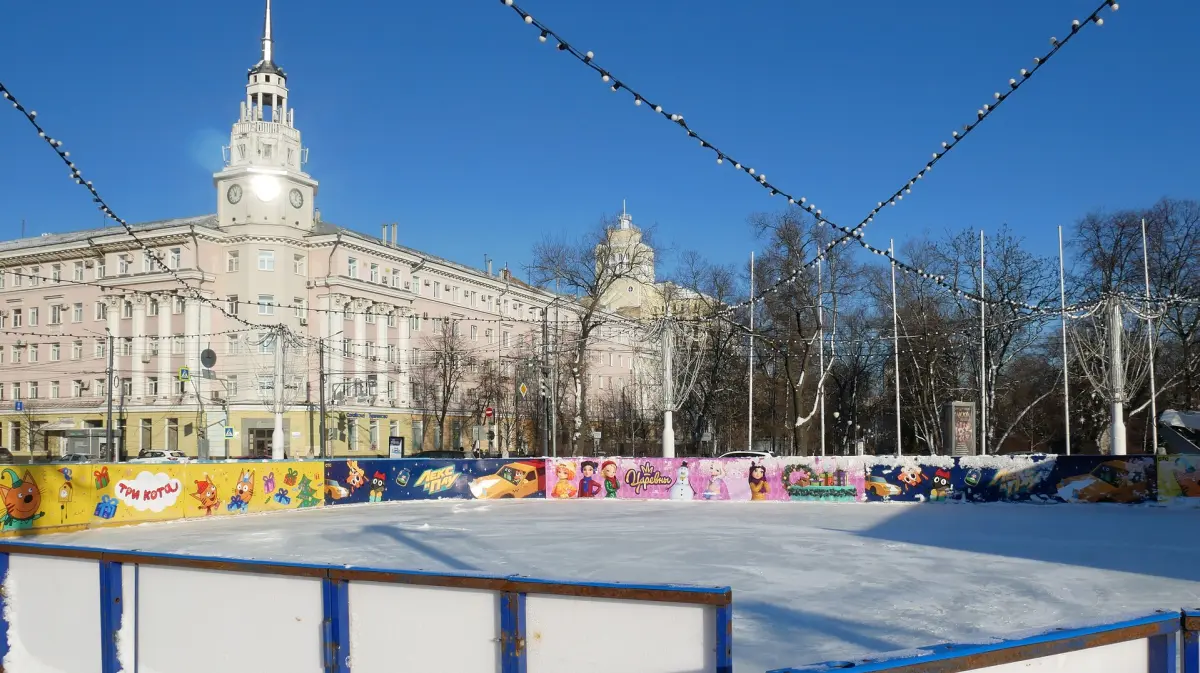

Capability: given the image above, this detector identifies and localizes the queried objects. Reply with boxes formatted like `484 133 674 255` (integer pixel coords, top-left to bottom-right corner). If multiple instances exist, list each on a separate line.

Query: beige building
0 1 661 460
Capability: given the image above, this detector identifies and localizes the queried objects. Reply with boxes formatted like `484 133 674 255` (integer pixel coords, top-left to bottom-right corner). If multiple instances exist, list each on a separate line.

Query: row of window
227 250 306 274
0 249 184 289
0 297 189 329
0 335 195 364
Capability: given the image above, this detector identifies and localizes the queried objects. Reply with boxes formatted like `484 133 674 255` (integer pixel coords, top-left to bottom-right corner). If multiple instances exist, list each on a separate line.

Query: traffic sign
179 367 191 382
485 407 494 418
200 348 217 369
518 383 528 398
13 400 23 412
224 427 235 439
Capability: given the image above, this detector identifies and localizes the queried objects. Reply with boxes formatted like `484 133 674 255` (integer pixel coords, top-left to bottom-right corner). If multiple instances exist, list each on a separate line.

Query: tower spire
262 0 274 64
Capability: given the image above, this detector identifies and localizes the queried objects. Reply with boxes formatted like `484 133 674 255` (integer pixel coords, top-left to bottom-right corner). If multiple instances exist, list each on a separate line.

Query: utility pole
105 330 115 460
661 309 675 458
890 239 901 456
318 339 327 459
271 328 285 460
542 307 550 456
1109 300 1127 456
551 279 559 457
748 251 754 451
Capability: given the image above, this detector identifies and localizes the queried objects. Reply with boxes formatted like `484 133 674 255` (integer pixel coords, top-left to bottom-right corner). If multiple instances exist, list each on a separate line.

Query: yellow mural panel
95 463 191 525
182 462 324 519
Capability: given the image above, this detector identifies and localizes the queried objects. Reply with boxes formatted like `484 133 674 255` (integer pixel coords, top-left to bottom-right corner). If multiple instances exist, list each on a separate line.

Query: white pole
817 257 826 457
748 252 755 452
1110 300 1127 455
890 239 901 456
1140 218 1158 453
979 230 987 455
271 328 285 460
1058 226 1071 456
662 310 675 458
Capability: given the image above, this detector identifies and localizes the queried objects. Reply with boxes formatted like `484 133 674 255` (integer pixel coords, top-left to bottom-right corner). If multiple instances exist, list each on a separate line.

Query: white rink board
3 554 102 673
348 582 501 673
526 595 716 673
135 566 324 673
971 638 1150 673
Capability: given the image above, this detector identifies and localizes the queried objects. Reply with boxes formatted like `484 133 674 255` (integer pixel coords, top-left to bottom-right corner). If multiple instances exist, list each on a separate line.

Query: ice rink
41 500 1200 672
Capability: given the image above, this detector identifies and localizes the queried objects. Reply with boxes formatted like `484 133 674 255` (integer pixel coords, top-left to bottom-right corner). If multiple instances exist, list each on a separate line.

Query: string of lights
495 0 1120 315
0 81 262 331
0 327 262 343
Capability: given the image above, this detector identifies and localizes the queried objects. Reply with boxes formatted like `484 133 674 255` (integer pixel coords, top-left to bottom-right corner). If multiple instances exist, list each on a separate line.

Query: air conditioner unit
423 279 430 286
388 399 398 407
298 318 308 326
404 281 411 289
355 396 370 404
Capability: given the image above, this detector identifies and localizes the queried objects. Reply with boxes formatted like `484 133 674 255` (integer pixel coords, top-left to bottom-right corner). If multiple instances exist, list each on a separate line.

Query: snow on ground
40 501 1200 672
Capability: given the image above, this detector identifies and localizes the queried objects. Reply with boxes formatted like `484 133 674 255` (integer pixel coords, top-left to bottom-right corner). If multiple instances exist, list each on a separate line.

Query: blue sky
0 0 1195 283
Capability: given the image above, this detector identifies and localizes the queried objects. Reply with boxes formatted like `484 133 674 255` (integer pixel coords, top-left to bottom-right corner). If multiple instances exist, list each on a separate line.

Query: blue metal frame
500 591 527 673
0 552 9 664
321 577 351 673
1184 610 1199 673
98 561 123 673
769 611 1182 673
716 603 733 673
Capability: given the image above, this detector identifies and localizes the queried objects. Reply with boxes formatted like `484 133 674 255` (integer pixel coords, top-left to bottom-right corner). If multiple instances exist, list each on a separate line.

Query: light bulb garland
495 0 1120 317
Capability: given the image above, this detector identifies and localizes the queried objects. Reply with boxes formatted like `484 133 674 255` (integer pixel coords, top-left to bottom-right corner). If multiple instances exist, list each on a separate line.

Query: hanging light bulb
538 31 548 42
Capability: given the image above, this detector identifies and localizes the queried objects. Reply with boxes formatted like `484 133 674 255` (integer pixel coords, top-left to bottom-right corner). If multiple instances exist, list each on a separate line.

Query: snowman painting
669 461 695 501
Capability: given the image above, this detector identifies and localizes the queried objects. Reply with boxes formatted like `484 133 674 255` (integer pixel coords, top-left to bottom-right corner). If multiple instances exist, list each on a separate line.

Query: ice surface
40 501 1200 672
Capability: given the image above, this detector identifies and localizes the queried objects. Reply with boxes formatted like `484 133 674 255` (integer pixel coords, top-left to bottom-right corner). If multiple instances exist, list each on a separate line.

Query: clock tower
214 0 317 230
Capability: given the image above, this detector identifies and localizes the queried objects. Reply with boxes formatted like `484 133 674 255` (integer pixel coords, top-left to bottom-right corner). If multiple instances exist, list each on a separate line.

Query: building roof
0 214 219 254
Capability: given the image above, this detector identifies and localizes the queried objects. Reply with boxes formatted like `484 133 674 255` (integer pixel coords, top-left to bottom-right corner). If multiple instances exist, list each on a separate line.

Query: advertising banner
1156 455 1200 504
324 458 546 505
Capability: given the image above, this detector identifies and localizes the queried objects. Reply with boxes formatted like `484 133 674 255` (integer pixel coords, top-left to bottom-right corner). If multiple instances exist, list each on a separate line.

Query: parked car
468 462 546 499
57 453 95 463
129 450 189 464
408 450 466 459
718 450 775 459
0 448 13 465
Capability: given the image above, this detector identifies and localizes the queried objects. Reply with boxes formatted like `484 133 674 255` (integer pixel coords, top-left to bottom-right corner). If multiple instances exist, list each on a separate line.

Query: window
391 269 400 288
173 296 185 314
412 276 421 295
166 419 178 451
0 270 5 289
29 267 39 286
387 344 396 362
369 263 379 283
50 305 62 325
258 294 275 315
410 315 420 332
293 254 306 275
0 346 4 363
226 375 238 397
28 381 39 399
433 281 441 298
389 419 399 439
118 255 131 275
12 383 21 400
121 338 133 356
73 262 85 281
28 307 38 326
148 299 159 316
259 333 274 354
95 339 106 359
470 291 477 308
173 377 186 395
347 258 358 278
258 249 275 271
73 303 83 322
122 301 133 319
29 345 38 363
366 310 375 325
169 248 182 270
121 378 132 397
93 379 104 397
142 252 153 272
150 337 160 356
140 419 153 451
50 381 60 399
470 325 478 341
147 377 159 396
257 375 273 394
227 251 240 272
95 302 107 320
172 335 184 354
341 339 350 357
369 420 380 452
50 343 60 361
51 264 61 282
95 259 106 279
348 422 358 451
226 294 239 316
73 380 83 398
72 341 82 360
12 347 21 364
293 298 305 319
387 312 396 328
227 334 241 355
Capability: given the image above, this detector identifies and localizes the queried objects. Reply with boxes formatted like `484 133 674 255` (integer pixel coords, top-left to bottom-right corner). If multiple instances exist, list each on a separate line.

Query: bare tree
412 320 472 450
528 214 658 454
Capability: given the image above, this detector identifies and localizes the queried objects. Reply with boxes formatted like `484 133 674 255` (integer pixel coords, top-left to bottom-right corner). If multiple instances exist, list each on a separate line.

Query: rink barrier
1185 611 1199 673
0 540 733 673
768 610 1184 673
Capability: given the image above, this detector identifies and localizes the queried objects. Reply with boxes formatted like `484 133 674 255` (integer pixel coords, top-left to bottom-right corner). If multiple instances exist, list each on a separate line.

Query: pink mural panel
545 457 867 502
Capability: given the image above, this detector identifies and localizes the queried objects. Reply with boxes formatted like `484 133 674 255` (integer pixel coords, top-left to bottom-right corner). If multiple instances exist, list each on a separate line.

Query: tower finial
262 0 274 64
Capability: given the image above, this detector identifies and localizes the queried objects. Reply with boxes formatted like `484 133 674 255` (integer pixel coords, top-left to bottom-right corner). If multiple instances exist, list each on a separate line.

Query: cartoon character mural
897 465 928 492
578 461 602 498
227 469 255 513
929 468 953 501
345 461 367 496
748 462 769 501
701 461 730 500
467 462 545 499
551 461 578 499
0 469 45 531
601 460 620 499
191 474 221 515
369 471 387 503
1056 458 1154 504
670 462 695 501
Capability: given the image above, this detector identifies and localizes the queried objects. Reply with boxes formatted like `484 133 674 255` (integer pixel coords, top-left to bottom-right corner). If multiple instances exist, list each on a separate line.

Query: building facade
0 1 661 460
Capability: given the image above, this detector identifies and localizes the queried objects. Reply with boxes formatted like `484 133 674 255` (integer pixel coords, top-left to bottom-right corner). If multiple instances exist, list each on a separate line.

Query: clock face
289 188 304 209
227 184 243 204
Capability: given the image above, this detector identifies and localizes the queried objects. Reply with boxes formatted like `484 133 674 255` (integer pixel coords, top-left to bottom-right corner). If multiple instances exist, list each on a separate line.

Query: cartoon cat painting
228 469 255 513
191 474 221 515
346 461 367 495
0 469 45 531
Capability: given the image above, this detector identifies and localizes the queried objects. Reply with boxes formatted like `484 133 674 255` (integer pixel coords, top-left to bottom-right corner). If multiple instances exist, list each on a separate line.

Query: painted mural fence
769 610 1188 673
0 460 324 536
324 457 548 504
0 541 733 673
